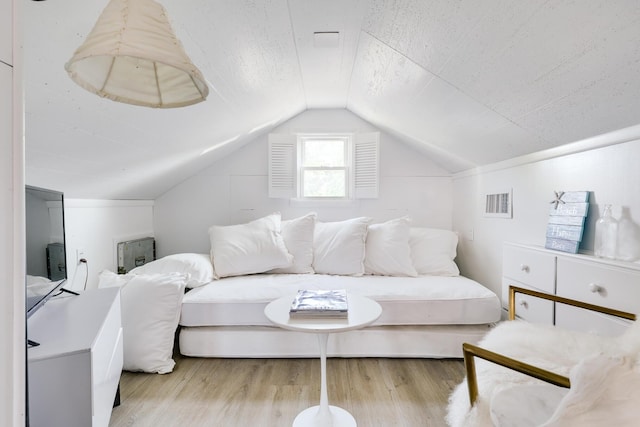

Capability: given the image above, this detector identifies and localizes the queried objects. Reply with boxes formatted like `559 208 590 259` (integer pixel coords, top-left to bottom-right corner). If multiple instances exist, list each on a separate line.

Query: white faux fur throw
446 319 640 427
541 354 640 426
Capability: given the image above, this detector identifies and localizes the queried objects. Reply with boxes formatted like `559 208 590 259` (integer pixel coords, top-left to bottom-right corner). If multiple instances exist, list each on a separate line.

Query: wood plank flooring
109 354 465 427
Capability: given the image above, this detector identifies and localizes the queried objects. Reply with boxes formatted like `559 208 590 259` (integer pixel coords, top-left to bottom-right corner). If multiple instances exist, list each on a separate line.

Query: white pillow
129 253 214 288
209 213 293 278
313 217 371 276
409 227 460 276
98 270 131 288
365 217 418 277
269 212 317 274
98 270 186 374
26 274 51 286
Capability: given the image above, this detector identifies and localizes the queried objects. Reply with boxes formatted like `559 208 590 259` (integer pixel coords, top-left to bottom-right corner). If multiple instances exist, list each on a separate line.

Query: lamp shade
65 0 209 108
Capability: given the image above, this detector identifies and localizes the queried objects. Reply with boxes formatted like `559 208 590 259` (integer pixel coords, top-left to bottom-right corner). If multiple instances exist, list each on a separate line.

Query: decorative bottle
616 207 639 261
594 204 618 259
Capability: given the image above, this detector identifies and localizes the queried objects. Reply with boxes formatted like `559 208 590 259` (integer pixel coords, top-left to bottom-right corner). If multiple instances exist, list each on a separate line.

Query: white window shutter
268 134 296 198
353 132 379 199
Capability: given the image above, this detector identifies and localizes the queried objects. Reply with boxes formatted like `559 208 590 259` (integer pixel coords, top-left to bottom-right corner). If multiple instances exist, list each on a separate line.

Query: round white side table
264 293 382 427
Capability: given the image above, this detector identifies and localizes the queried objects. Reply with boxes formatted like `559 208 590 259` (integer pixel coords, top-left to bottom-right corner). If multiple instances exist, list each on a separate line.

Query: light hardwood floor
109 354 465 427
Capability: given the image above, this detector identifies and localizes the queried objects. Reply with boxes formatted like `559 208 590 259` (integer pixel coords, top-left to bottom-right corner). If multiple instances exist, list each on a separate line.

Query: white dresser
502 242 640 335
27 287 123 427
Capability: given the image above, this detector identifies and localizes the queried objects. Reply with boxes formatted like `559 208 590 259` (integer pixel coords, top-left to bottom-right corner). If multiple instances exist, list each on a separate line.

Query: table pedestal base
293 405 356 427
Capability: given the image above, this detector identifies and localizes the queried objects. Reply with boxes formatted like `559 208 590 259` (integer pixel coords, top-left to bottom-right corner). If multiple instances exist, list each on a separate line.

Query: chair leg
463 343 479 405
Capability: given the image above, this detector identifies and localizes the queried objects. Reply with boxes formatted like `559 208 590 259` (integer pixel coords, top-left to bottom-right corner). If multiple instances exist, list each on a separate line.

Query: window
299 136 349 198
268 132 379 200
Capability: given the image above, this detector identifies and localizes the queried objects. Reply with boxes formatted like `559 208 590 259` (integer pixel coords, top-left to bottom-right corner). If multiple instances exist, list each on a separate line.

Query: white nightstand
27 287 123 427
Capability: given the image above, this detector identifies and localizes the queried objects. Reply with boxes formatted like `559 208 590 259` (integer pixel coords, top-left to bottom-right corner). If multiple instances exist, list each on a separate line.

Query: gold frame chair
463 285 637 405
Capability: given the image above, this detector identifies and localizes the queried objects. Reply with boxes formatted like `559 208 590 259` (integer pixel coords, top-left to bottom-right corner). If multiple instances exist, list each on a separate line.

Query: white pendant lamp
65 0 209 108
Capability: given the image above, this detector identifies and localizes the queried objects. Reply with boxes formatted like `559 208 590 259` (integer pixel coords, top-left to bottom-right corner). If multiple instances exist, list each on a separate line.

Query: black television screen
25 185 67 318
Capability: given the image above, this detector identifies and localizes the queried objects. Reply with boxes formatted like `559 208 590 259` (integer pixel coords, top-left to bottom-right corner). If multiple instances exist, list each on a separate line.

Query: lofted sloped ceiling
23 0 640 199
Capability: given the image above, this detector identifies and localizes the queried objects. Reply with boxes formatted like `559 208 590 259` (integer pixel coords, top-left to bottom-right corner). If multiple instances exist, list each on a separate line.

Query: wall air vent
484 189 512 218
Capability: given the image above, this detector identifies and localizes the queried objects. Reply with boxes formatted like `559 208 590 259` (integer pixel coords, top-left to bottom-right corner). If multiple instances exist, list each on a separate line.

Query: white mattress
179 324 496 358
180 274 500 327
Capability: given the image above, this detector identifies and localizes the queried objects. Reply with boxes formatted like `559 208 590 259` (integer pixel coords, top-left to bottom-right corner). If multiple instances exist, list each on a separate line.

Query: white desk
264 293 382 427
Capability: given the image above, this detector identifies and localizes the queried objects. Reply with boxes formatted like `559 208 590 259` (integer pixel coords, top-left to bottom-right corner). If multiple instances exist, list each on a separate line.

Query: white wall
64 200 154 290
1 0 25 423
453 132 640 298
154 109 453 256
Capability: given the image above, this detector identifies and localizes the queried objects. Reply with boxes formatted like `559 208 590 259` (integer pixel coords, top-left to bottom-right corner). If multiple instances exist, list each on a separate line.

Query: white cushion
410 227 460 276
209 213 293 278
313 217 371 276
365 217 418 277
129 253 214 288
98 270 186 374
269 212 317 274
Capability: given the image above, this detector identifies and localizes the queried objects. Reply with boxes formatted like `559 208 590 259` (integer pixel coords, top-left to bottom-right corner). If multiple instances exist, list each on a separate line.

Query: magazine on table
289 289 349 318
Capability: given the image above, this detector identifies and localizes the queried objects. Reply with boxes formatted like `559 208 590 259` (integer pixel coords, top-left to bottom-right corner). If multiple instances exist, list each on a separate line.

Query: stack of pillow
206 211 459 281
98 212 460 374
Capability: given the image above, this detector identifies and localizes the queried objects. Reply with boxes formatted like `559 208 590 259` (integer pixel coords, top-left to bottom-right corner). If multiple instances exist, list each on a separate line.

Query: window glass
302 139 345 167
302 170 346 197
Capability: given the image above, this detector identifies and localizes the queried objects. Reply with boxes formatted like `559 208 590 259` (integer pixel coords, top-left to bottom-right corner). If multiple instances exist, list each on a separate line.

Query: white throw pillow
98 270 131 288
409 227 460 276
98 270 186 374
365 217 418 277
313 217 372 276
209 213 293 278
270 212 317 274
129 253 214 288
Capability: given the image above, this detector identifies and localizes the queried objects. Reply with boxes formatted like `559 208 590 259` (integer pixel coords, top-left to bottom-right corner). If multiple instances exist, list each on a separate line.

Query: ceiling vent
313 32 340 48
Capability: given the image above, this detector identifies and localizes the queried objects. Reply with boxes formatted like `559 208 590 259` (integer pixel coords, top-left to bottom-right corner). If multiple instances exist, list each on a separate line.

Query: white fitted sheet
180 274 500 327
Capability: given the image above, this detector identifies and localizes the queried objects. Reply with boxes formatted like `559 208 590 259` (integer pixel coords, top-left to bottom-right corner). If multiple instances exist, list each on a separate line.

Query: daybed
100 213 501 373
179 272 499 358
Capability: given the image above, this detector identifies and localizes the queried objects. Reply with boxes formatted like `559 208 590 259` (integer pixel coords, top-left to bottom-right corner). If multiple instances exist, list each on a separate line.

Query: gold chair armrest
508 285 636 321
462 342 570 405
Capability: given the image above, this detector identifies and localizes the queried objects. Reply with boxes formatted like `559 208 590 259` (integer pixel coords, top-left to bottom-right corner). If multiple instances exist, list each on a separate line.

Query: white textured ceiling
23 0 640 199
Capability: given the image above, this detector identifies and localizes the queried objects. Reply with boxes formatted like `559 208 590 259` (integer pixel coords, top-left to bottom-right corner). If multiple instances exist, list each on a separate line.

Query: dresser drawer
503 245 556 293
92 291 122 387
556 304 632 336
556 257 640 315
93 329 123 427
92 292 123 426
501 278 554 325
